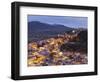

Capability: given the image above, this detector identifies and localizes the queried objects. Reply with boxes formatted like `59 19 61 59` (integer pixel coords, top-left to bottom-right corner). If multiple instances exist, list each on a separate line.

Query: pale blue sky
28 15 88 28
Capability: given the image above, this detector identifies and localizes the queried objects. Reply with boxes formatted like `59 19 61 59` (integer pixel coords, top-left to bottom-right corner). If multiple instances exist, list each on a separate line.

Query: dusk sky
28 15 88 28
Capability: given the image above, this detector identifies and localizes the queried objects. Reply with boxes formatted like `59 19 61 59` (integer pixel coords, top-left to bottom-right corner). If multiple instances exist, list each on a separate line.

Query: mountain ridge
28 21 74 42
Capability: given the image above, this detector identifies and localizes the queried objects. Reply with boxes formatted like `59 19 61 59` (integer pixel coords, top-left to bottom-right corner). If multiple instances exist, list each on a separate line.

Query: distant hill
28 21 74 42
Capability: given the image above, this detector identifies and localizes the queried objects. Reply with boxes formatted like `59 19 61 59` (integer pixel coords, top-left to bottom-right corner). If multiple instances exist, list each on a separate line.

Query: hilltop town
28 30 87 66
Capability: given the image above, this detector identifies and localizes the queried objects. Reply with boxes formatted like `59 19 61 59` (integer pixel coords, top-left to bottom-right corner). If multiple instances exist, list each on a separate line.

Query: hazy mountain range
28 21 74 42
